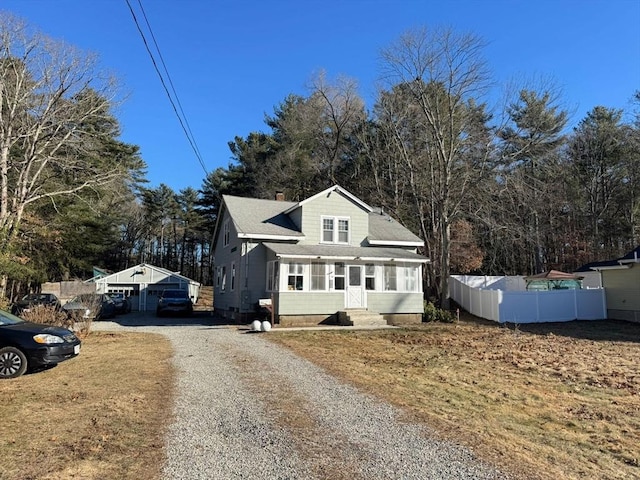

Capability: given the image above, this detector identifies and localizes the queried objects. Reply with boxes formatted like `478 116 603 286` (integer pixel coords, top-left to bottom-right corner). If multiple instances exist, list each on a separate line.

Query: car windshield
0 309 26 326
72 294 98 303
22 294 47 302
162 290 188 298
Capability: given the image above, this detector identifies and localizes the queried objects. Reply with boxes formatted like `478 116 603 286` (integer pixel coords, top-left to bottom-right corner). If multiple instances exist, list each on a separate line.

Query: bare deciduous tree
0 15 126 253
378 26 493 307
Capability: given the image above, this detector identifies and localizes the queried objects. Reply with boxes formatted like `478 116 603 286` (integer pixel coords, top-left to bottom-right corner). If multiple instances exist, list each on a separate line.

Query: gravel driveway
94 314 511 480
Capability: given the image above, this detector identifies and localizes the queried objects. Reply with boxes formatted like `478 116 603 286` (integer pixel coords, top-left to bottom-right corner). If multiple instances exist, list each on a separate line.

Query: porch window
365 263 375 290
287 263 304 290
311 262 326 290
267 260 279 291
321 216 350 244
216 267 221 288
334 262 345 290
403 264 418 291
384 264 397 291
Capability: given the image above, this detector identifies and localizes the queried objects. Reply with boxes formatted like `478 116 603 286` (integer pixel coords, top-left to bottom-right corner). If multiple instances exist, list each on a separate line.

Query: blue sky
2 0 639 193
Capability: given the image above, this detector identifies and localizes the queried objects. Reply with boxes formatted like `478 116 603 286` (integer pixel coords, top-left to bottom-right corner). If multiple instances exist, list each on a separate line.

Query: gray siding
298 190 369 246
278 292 345 315
367 292 424 314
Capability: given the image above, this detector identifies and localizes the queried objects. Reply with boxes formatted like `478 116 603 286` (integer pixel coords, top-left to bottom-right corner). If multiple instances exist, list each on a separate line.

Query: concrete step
338 309 387 327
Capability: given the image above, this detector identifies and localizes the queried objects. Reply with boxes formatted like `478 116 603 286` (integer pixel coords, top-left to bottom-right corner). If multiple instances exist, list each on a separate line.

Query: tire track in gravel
224 336 371 480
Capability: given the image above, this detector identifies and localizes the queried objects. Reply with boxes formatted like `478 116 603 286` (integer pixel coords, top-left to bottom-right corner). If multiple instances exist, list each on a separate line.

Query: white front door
346 265 366 308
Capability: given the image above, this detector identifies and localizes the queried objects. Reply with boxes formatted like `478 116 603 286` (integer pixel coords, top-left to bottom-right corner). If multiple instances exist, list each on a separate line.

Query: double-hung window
334 262 345 290
321 216 350 244
365 264 375 290
287 263 304 290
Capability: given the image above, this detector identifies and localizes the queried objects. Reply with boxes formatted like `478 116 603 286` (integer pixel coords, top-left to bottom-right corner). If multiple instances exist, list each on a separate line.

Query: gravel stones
94 318 511 479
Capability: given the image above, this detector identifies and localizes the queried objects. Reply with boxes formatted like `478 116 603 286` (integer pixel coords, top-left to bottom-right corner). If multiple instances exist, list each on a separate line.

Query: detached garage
94 264 201 312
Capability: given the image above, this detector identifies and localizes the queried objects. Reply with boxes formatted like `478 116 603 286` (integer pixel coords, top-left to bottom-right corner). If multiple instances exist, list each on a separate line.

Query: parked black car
11 293 61 316
62 293 117 320
107 292 131 314
156 289 193 317
0 309 81 379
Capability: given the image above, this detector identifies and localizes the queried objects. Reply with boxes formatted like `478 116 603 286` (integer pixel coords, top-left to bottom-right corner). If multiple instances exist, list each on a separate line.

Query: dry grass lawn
0 331 174 480
268 317 640 480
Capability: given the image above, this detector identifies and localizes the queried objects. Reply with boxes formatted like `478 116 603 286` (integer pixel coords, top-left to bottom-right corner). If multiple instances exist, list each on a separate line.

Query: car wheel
0 346 28 379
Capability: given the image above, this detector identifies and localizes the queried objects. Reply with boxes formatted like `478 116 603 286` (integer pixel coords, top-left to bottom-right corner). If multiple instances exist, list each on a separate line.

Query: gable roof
576 246 640 271
94 263 200 285
525 270 583 281
216 186 423 246
618 246 640 263
367 208 423 246
283 185 373 214
222 195 304 240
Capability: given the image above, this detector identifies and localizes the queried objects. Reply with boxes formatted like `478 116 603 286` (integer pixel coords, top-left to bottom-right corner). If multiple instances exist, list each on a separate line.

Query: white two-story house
212 185 429 326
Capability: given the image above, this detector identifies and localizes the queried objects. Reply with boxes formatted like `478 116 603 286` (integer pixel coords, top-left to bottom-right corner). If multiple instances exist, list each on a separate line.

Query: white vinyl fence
450 275 607 323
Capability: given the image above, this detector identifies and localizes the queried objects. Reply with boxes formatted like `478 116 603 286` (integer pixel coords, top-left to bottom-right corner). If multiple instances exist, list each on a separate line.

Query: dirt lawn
0 331 174 480
268 317 640 480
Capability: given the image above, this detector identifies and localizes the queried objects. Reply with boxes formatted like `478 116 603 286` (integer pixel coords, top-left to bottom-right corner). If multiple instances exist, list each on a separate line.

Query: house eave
590 264 632 271
237 233 305 241
283 185 373 214
367 240 424 247
275 253 429 264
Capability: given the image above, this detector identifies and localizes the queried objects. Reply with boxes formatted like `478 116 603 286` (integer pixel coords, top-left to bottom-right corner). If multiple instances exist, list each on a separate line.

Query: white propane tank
251 320 262 332
261 321 272 332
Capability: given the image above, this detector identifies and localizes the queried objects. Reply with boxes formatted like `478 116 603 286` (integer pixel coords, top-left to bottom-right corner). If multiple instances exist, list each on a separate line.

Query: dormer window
321 216 350 244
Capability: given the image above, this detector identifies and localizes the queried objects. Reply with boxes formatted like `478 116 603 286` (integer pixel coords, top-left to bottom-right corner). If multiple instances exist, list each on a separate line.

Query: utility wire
125 0 209 177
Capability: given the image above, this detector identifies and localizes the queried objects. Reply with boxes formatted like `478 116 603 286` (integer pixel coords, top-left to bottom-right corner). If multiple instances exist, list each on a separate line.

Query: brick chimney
275 191 285 201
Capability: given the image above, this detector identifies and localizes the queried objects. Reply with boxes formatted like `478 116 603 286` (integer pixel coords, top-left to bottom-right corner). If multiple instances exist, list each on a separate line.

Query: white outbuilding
94 263 201 312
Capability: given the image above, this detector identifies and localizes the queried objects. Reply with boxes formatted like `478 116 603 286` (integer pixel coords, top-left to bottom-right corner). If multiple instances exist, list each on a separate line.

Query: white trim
590 264 631 271
274 253 427 263
283 185 373 214
237 233 305 241
320 215 350 245
368 239 424 247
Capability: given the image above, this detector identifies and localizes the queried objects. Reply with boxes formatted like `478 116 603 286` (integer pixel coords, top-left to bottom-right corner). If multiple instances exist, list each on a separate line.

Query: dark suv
156 290 193 317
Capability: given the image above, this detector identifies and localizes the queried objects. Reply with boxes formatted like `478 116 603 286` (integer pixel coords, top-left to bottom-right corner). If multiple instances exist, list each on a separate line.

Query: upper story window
321 216 350 244
223 219 230 247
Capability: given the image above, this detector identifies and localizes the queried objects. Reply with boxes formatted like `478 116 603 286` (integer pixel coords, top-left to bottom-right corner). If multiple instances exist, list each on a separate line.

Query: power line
125 0 209 178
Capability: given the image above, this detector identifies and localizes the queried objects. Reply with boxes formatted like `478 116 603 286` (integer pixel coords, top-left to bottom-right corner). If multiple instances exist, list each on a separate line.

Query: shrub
19 305 92 337
423 301 455 323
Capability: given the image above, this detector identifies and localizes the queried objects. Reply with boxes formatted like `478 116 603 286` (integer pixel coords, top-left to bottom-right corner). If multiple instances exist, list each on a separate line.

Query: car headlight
33 334 64 344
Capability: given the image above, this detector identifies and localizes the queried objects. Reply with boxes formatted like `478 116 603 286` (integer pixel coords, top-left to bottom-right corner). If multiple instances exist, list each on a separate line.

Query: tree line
1 15 638 307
